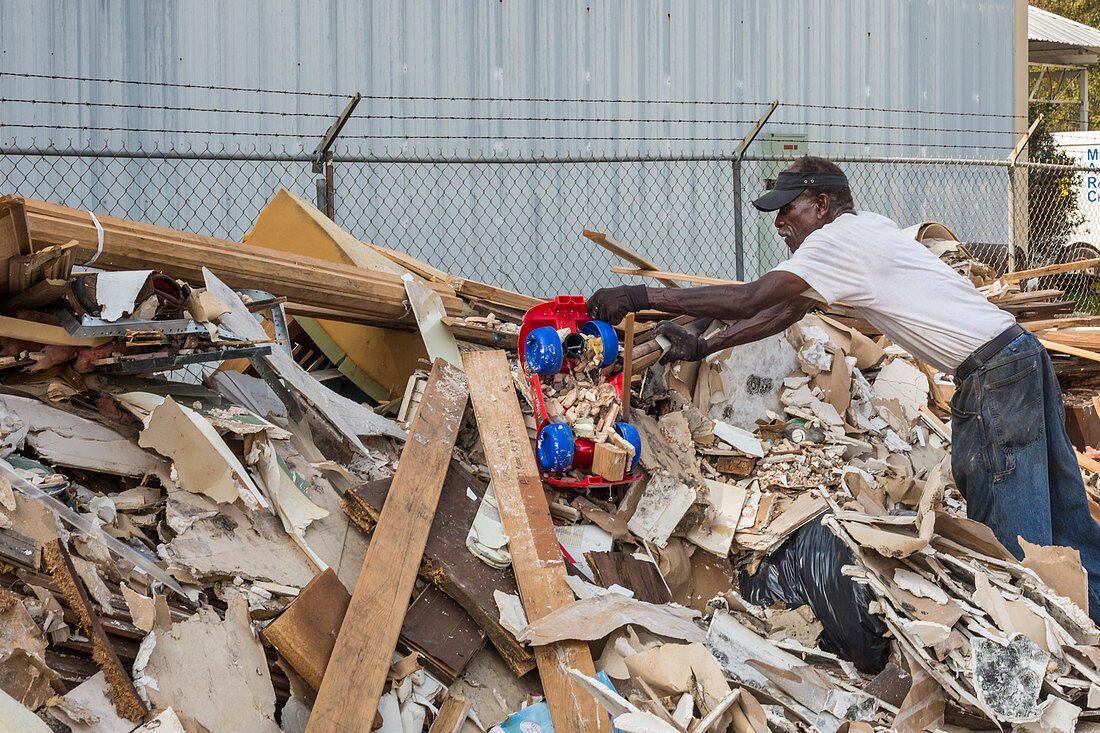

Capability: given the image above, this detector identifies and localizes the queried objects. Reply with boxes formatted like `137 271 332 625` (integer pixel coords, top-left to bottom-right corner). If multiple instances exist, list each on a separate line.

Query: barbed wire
0 70 1029 120
0 123 1013 151
0 97 1019 137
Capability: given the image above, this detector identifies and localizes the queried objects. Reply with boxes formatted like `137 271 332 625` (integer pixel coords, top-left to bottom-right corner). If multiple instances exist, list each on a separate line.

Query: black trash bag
738 513 890 673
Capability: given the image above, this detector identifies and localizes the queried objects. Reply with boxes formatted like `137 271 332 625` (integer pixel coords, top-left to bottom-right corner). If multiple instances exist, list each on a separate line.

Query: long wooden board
0 196 462 322
463 350 611 733
306 359 468 732
583 229 682 287
341 462 536 676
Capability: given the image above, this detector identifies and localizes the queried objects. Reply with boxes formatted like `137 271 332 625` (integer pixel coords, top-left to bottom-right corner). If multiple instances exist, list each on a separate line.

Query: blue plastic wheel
537 423 575 472
581 320 619 368
613 422 642 470
525 326 564 376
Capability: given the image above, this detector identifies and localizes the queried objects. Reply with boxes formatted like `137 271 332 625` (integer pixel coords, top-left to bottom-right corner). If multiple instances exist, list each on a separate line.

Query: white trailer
1051 131 1100 261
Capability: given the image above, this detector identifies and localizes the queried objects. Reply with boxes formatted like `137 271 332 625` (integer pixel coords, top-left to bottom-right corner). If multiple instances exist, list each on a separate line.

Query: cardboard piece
622 642 731 701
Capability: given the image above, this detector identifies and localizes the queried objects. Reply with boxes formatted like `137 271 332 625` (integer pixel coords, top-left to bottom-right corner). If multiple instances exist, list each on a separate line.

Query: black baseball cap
752 170 850 211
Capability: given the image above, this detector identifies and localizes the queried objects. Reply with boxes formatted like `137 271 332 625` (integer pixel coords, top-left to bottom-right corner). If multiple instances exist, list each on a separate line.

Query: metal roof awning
1029 5 1100 66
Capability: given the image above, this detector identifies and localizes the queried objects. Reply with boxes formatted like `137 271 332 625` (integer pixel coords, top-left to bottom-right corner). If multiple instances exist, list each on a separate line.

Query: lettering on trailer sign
1090 148 1099 203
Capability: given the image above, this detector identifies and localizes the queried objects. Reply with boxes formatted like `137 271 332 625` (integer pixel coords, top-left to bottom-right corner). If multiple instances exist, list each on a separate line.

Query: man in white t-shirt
588 156 1100 625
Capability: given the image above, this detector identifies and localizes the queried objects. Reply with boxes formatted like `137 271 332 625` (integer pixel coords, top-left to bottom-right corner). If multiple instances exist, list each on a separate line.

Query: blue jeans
951 330 1100 624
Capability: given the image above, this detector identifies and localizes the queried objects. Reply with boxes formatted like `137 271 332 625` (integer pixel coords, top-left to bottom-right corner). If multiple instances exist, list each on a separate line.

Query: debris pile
0 192 1098 732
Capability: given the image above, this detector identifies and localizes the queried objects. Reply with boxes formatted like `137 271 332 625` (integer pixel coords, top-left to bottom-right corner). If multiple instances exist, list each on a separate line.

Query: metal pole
732 101 779 281
325 151 335 220
1081 68 1090 131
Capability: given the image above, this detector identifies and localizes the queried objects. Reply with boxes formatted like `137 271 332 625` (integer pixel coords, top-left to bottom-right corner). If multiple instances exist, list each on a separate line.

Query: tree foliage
1029 102 1084 249
1030 0 1100 131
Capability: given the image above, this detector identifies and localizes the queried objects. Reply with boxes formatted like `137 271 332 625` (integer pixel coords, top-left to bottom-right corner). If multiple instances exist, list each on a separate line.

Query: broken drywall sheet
567 668 681 733
685 478 747 557
120 583 155 634
92 270 155 321
622 642 731 701
140 396 268 510
0 685 51 733
46 671 134 733
1019 538 1090 616
161 491 317 588
707 334 800 430
247 433 328 570
872 359 928 421
627 473 696 548
516 594 704 646
0 394 162 477
712 422 765 458
140 593 280 733
203 268 405 445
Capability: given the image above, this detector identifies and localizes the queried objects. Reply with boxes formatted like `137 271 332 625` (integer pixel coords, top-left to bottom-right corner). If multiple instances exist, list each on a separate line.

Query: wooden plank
464 349 611 733
0 314 110 346
1002 257 1100 284
611 266 739 286
621 312 634 421
0 278 67 313
586 551 674 604
341 462 535 677
428 698 472 733
1039 338 1100 364
583 229 682 287
307 359 469 732
1022 316 1100 331
0 196 462 323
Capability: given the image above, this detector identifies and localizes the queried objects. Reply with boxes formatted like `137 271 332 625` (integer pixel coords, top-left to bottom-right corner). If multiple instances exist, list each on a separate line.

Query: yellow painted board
243 189 427 397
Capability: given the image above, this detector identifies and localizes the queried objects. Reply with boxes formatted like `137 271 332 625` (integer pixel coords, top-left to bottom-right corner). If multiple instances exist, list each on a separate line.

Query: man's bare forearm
645 270 811 322
702 298 815 356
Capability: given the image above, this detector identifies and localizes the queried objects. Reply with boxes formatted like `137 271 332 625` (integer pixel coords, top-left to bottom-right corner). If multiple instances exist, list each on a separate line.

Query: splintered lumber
0 196 461 320
43 540 147 721
341 462 536 676
428 698 472 733
307 359 468 732
582 229 682 287
1001 257 1100 284
464 350 612 733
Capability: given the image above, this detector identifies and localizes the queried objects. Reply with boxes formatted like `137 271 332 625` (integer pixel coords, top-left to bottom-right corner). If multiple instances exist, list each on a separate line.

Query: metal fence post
732 102 779 280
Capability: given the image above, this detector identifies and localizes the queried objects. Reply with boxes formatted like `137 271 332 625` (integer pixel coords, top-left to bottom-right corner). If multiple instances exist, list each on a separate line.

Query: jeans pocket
980 358 1043 481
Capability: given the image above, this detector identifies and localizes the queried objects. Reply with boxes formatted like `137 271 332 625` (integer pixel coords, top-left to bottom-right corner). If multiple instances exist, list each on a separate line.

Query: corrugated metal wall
0 0 1019 155
0 1 1022 292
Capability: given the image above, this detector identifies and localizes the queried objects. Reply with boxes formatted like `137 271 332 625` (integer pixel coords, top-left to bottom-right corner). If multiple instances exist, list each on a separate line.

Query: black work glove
656 320 708 364
587 285 649 324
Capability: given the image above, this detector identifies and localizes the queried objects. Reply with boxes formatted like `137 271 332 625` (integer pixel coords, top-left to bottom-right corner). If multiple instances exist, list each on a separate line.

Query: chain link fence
1 144 1099 296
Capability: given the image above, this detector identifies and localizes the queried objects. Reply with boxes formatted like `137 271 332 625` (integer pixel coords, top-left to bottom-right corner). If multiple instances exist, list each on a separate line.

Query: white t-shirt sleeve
770 233 865 306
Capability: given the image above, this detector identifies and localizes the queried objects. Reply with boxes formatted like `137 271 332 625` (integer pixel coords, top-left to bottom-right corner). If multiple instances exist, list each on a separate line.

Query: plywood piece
587 551 673 604
260 568 349 692
341 462 535 677
307 359 468 732
464 349 611 733
244 189 426 398
400 584 486 682
583 229 681 287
